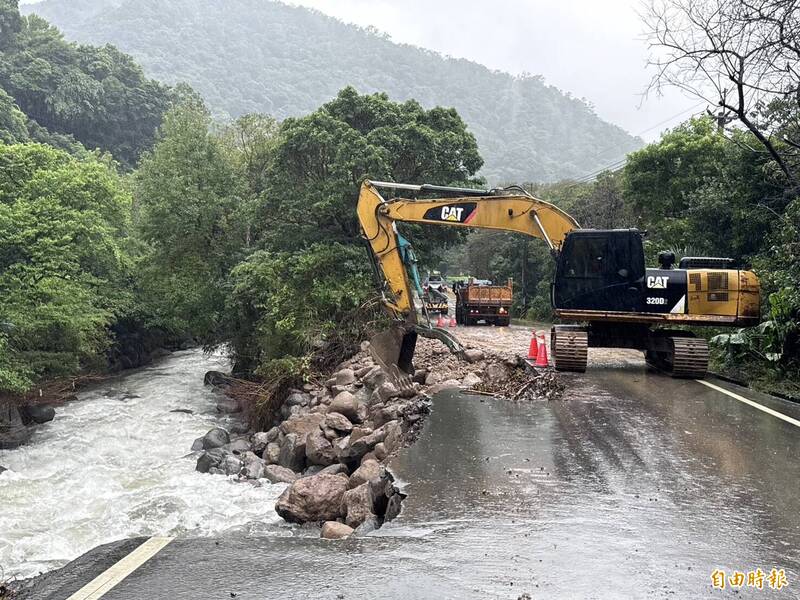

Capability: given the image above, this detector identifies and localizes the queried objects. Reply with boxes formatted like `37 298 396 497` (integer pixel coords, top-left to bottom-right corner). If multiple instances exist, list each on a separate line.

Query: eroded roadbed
18 369 800 599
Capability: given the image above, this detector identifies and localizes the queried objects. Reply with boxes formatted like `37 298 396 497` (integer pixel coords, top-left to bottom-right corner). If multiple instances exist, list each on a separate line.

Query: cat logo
647 275 669 289
422 202 477 224
441 206 464 221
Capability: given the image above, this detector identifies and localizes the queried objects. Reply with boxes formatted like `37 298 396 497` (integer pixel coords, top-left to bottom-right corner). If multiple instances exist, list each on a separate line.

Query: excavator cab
553 230 646 313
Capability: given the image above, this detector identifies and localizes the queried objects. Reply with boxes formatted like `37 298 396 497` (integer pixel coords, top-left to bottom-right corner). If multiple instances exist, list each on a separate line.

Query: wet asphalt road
19 363 800 599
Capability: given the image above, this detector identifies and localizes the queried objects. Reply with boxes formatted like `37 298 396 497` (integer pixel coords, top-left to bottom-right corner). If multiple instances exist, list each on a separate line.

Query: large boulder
0 405 30 450
20 404 55 425
323 412 353 434
280 413 324 440
225 438 251 454
201 427 230 450
318 463 349 477
305 429 337 466
338 422 395 462
278 433 306 472
369 382 399 405
354 365 373 379
334 368 356 386
285 391 311 407
321 521 354 539
264 464 300 484
196 449 242 475
341 483 376 529
464 348 485 363
484 363 507 384
263 442 281 464
275 473 348 523
373 442 388 461
348 459 383 489
425 371 441 385
382 420 403 455
241 452 266 479
303 465 325 477
0 427 28 450
412 369 428 385
329 391 366 423
362 366 388 390
461 372 483 388
349 426 373 442
251 427 279 455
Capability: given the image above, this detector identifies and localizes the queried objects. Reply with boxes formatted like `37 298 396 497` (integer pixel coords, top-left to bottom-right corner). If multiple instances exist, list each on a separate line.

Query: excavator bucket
368 322 467 378
368 326 418 375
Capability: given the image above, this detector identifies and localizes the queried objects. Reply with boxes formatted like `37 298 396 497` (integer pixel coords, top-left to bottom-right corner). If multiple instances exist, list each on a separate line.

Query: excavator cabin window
562 236 608 279
553 230 645 312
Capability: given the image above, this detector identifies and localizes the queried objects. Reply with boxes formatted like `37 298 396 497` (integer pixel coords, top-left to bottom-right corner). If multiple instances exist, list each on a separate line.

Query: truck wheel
498 318 510 327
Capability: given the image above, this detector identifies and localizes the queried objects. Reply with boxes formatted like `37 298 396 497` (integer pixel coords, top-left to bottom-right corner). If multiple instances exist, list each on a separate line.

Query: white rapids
0 349 287 580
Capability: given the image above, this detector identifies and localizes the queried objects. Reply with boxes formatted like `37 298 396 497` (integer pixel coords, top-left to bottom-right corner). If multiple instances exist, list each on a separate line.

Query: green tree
0 86 29 143
623 117 782 261
134 100 247 341
228 88 485 376
260 87 483 255
0 142 133 391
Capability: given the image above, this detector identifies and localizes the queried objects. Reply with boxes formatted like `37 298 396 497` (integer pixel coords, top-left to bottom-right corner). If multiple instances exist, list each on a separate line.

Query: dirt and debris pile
483 368 564 401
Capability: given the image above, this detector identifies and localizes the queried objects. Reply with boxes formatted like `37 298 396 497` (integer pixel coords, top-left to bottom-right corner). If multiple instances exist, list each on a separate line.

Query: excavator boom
357 180 578 374
358 180 579 320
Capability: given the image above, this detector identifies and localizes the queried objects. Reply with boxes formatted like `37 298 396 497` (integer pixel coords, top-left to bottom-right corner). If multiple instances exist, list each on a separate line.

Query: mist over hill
25 0 642 183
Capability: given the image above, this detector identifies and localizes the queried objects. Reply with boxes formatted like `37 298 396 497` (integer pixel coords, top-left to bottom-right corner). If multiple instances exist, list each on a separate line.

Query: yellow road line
66 536 173 600
697 379 800 429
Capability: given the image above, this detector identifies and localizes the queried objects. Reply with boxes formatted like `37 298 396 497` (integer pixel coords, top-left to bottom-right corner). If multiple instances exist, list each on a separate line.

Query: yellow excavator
357 180 761 378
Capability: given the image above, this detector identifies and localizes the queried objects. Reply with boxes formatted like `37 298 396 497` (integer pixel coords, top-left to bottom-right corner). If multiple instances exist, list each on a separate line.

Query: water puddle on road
0 350 286 580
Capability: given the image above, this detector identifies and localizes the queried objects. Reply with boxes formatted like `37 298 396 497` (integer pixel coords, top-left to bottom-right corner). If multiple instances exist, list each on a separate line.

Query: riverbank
0 349 286 582
0 339 195 453
193 334 551 538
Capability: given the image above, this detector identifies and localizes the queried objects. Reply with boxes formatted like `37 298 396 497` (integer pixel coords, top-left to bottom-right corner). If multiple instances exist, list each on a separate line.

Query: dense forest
0 2 174 167
23 0 642 184
1 0 798 405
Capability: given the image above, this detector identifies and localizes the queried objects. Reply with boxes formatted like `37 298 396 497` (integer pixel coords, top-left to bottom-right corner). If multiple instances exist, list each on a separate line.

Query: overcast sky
287 0 703 140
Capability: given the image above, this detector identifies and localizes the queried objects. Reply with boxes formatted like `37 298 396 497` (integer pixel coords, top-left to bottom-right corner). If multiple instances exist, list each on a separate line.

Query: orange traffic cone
535 332 549 367
436 314 445 327
527 330 538 360
449 316 457 327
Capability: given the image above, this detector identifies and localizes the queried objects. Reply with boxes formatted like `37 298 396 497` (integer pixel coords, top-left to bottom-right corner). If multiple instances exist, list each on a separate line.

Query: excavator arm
357 180 579 373
357 180 579 319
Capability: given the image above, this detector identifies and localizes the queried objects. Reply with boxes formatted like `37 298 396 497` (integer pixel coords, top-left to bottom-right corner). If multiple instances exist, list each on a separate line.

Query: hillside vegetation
0 0 174 167
24 0 642 183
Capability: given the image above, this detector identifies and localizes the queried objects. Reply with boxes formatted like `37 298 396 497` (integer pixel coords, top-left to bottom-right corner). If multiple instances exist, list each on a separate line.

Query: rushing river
0 349 286 580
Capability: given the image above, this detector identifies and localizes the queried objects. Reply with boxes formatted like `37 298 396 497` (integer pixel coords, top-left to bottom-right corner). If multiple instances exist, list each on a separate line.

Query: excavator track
551 326 588 372
646 336 709 378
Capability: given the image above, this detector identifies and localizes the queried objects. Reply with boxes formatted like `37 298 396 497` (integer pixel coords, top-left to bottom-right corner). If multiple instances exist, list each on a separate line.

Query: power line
567 100 708 185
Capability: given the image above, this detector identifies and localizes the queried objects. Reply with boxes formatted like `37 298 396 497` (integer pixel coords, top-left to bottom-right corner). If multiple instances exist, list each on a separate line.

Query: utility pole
707 91 734 133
